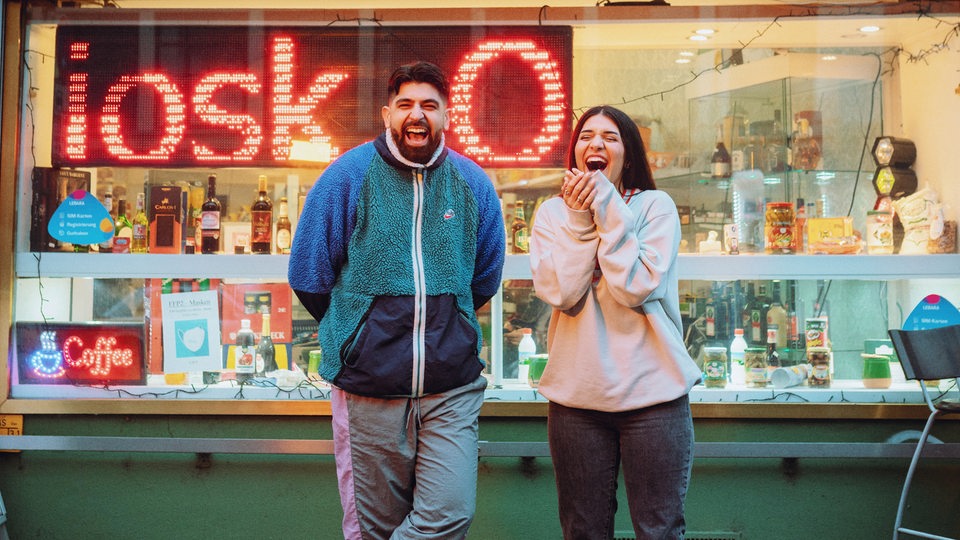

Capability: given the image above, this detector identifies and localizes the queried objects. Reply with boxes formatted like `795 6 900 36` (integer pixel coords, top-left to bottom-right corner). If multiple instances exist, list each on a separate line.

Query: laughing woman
529 105 701 540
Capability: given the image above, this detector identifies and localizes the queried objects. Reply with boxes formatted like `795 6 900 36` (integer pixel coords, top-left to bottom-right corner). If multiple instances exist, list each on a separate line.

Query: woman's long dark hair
567 105 656 191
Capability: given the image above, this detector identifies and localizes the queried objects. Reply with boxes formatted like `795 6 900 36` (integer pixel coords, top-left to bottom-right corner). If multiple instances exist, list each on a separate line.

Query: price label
0 414 23 436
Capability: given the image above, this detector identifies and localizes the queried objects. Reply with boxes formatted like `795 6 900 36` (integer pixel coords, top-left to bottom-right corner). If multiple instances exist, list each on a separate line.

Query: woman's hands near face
562 168 597 211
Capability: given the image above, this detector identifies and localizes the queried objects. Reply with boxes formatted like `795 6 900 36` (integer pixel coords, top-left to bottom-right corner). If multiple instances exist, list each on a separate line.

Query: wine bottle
199 174 221 254
251 175 273 254
256 313 277 376
132 192 149 254
235 319 256 383
710 127 731 179
98 190 115 253
275 196 292 254
763 109 788 173
113 199 133 253
511 200 529 254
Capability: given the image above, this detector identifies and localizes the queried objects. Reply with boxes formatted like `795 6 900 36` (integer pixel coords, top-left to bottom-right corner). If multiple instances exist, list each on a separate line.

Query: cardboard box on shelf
220 282 293 370
148 185 182 254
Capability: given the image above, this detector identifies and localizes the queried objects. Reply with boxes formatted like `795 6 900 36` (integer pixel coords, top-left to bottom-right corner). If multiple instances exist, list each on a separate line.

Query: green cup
527 354 549 388
308 350 322 378
862 353 892 389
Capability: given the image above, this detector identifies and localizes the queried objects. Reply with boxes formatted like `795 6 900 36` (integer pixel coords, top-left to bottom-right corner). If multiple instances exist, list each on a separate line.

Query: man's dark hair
387 61 450 103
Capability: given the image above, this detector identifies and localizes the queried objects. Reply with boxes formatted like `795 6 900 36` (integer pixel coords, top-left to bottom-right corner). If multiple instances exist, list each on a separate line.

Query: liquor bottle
762 109 788 173
729 328 748 386
792 118 822 170
275 196 292 254
98 190 115 253
511 200 530 254
716 282 732 344
740 282 756 333
704 286 717 344
765 325 782 382
794 198 807 253
250 175 273 254
710 127 732 179
766 298 788 350
235 319 256 383
742 135 761 172
199 174 221 254
748 283 768 346
113 199 133 253
132 192 149 254
786 280 804 363
517 328 536 384
188 180 204 248
256 313 277 376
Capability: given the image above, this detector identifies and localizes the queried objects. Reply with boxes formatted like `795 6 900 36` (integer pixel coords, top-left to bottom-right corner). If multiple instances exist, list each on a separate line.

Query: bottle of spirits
742 135 761 172
199 174 221 254
704 285 717 345
766 298 788 350
750 283 771 346
729 327 748 386
511 200 529 254
762 109 788 173
517 328 536 384
275 197 292 254
132 192 149 254
710 127 731 179
113 199 133 253
98 190 115 253
251 175 273 254
256 313 277 376
792 118 822 170
235 319 256 383
740 281 757 334
765 325 782 383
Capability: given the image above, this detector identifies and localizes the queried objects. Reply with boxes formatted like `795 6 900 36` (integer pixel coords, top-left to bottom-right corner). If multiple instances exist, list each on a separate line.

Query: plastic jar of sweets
866 210 894 254
765 202 795 254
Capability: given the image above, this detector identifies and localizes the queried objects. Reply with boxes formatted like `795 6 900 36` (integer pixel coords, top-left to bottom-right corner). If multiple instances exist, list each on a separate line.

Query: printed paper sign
160 290 221 373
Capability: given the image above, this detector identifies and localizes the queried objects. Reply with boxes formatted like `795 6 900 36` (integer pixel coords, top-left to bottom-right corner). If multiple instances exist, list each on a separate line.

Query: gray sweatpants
331 375 487 540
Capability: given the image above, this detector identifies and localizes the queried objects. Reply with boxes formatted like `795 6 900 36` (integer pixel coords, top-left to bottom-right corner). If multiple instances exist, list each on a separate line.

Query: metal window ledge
2 436 960 459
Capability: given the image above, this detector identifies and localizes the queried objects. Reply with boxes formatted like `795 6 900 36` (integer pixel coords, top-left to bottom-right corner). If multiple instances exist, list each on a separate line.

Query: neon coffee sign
16 322 146 385
53 26 572 168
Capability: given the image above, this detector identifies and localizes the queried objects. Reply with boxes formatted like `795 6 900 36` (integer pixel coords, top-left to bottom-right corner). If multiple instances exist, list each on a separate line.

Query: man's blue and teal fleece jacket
288 133 505 397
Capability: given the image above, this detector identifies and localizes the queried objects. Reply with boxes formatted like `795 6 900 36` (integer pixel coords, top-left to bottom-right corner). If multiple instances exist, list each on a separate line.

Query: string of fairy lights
15 1 959 397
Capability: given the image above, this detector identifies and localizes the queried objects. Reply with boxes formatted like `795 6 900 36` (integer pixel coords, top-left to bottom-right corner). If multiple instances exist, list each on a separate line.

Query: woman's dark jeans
548 395 694 540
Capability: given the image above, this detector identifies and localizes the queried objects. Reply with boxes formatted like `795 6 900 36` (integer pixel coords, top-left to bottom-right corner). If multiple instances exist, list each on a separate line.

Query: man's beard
391 124 443 164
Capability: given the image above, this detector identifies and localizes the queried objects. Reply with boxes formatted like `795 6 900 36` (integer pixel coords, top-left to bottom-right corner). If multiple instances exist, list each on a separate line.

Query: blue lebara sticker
903 294 960 330
47 189 115 246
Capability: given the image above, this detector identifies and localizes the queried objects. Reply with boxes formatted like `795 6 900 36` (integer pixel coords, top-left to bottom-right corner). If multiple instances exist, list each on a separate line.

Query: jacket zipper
411 168 427 396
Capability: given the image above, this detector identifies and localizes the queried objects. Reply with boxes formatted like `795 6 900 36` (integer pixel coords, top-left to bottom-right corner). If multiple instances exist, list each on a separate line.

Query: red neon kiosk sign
53 26 572 168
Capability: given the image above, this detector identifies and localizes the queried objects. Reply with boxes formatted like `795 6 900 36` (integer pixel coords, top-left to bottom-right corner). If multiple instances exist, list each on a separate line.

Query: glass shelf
19 252 960 282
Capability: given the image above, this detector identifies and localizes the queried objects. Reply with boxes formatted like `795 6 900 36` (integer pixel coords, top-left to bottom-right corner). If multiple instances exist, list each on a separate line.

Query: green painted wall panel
1 415 959 539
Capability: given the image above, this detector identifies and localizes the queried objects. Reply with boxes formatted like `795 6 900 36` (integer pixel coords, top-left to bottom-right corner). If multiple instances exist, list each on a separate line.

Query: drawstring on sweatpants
402 397 424 435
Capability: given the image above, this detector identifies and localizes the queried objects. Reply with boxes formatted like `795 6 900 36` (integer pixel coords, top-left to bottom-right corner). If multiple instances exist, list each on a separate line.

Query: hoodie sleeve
287 144 371 320
529 197 600 311
451 153 505 310
591 179 679 307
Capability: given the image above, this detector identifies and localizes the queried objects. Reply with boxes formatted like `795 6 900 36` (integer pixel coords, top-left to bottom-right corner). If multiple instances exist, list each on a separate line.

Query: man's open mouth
404 124 429 145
